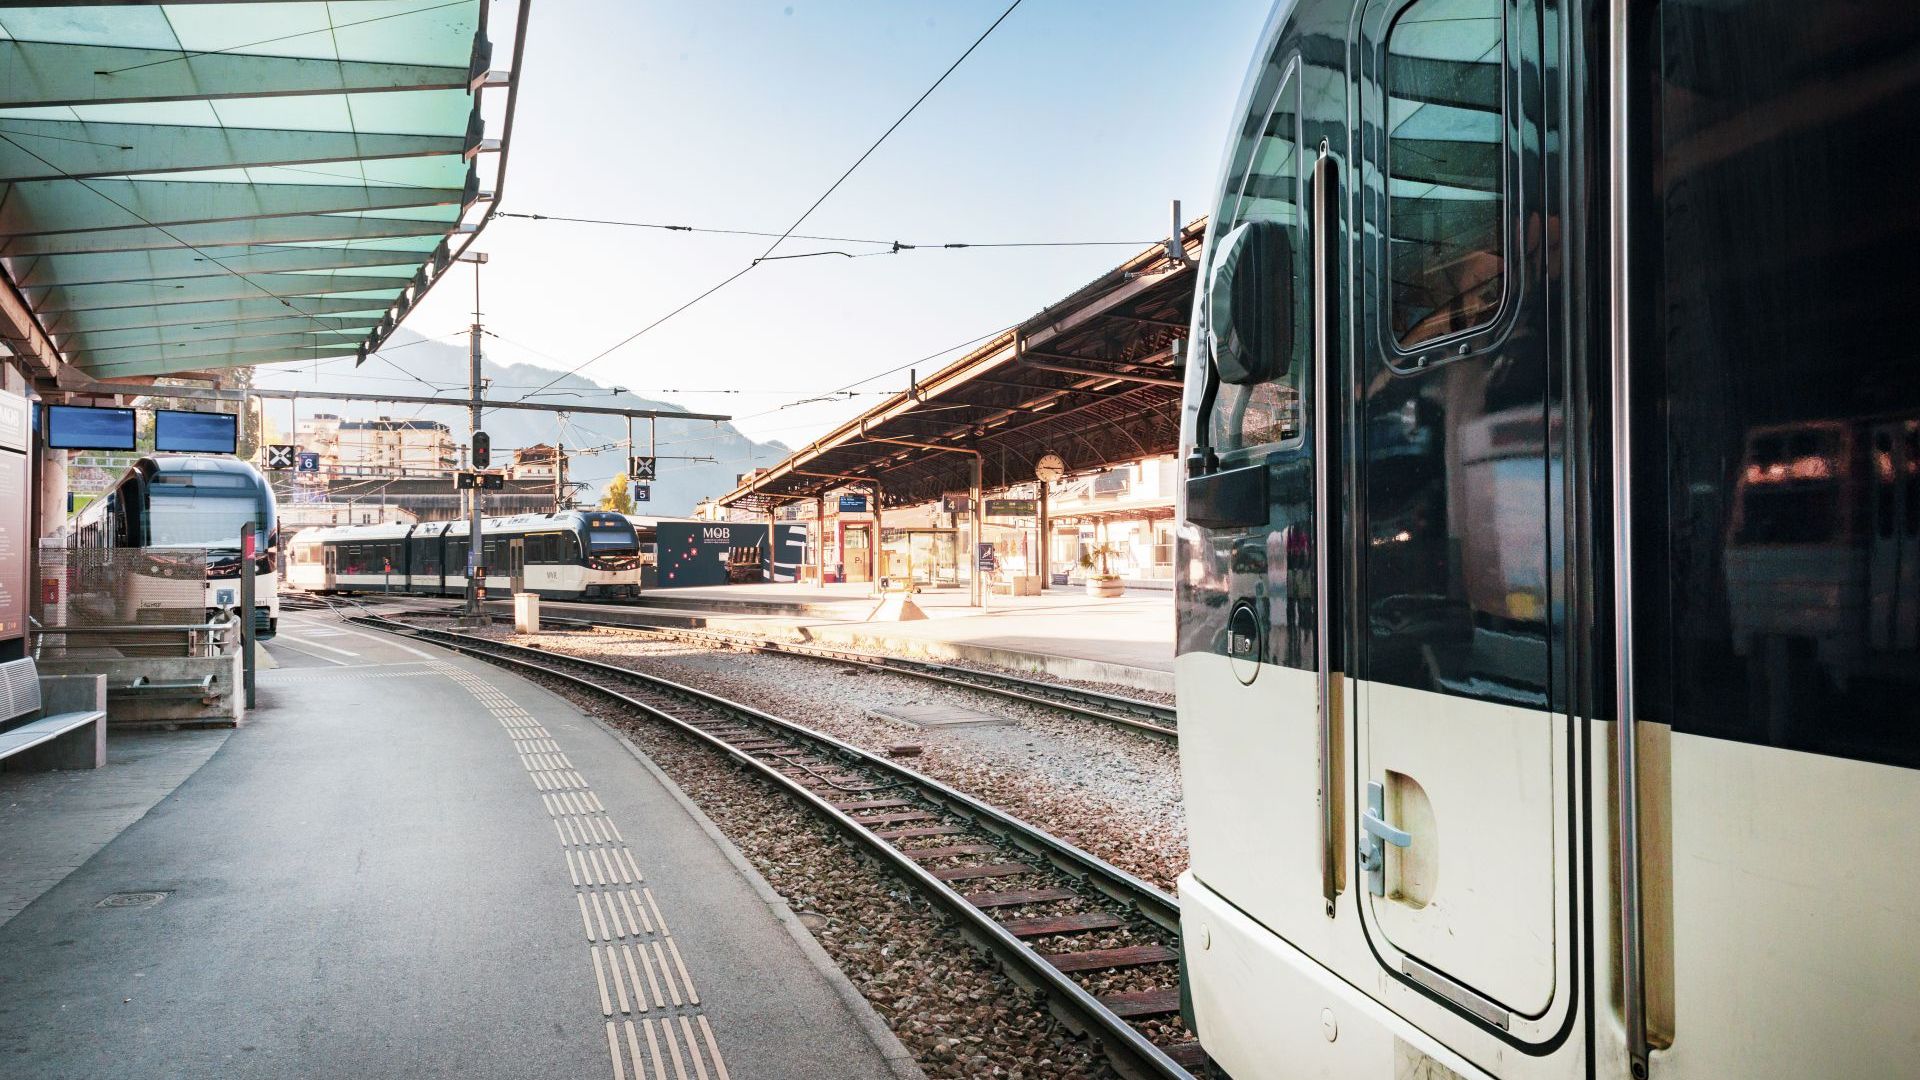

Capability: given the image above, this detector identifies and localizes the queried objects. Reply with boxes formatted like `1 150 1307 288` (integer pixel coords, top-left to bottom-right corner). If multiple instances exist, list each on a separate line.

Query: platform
565 582 1174 693
0 610 917 1080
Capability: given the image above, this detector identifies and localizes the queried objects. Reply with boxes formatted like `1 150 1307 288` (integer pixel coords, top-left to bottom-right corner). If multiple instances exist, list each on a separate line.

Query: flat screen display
44 404 136 451
154 409 238 454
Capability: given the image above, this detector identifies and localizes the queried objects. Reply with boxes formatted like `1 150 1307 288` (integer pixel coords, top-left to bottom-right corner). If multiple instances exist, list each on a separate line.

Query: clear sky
267 0 1274 466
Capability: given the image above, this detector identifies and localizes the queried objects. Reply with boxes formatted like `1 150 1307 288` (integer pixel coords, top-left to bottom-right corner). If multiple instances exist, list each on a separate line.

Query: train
1174 0 1918 1078
285 510 643 600
65 455 280 639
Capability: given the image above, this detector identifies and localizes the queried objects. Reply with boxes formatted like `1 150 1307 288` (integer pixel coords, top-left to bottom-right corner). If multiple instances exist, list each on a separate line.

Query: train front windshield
147 479 272 550
586 519 638 554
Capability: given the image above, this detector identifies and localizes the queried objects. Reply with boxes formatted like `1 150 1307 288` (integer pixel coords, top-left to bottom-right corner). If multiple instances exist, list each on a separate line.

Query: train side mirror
1206 219 1293 385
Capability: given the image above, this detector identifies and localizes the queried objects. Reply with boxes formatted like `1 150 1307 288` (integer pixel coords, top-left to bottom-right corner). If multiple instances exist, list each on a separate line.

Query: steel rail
527 610 1179 740
343 609 1197 1079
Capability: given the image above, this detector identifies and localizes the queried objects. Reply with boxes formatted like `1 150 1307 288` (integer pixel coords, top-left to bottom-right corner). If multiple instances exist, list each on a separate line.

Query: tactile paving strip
435 662 731 1080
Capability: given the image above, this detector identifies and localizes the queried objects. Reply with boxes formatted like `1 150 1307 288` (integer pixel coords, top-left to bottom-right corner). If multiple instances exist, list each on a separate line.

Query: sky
259 0 1274 471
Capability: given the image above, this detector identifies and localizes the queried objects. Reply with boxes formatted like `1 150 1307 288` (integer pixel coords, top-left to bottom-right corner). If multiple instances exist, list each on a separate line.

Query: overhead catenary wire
492 211 1154 251
489 0 1026 412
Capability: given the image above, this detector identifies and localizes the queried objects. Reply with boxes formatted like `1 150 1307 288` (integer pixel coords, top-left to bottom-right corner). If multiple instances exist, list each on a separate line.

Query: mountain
258 330 789 515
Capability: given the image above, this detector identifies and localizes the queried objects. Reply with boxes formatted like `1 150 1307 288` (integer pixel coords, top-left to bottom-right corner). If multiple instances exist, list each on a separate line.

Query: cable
491 0 1025 410
753 0 1025 262
493 211 1154 251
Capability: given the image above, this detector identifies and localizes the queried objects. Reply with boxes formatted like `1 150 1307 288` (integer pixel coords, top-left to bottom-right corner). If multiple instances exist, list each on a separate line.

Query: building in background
296 414 457 474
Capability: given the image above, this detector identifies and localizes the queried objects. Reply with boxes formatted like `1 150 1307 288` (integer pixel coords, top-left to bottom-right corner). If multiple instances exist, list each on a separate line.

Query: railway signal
472 430 491 469
264 444 296 470
455 471 505 490
629 455 656 481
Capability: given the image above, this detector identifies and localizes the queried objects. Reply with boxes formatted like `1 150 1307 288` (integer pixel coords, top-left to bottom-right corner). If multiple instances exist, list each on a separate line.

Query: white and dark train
286 510 642 600
1176 0 1918 1078
66 455 280 639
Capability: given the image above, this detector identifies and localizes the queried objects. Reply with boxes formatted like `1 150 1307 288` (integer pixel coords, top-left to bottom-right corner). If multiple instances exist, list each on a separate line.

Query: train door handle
1359 780 1412 897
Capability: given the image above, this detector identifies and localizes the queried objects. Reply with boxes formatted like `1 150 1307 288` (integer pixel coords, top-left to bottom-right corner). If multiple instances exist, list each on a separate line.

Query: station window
1385 0 1507 351
1208 63 1306 456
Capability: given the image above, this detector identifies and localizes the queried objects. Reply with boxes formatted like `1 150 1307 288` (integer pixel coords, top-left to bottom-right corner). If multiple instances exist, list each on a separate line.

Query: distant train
66 455 280 639
286 510 642 600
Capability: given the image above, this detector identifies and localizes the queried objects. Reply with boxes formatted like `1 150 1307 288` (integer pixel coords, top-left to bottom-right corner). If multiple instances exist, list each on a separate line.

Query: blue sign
630 481 650 503
838 494 869 513
296 452 320 473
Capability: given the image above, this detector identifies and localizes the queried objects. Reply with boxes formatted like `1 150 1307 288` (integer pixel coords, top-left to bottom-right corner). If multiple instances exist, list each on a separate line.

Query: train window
1385 0 1507 352
1206 62 1306 456
1635 0 1920 770
559 533 580 562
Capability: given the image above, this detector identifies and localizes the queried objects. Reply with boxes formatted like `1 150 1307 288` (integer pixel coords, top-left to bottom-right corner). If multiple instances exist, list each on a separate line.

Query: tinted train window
1386 0 1506 351
1636 0 1920 769
1208 64 1307 455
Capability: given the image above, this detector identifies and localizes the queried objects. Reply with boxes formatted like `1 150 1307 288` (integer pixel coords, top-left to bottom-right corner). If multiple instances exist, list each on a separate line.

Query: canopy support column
816 494 827 589
969 456 984 608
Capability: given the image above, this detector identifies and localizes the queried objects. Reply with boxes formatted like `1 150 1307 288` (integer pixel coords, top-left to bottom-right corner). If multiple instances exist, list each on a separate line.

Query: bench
0 657 108 772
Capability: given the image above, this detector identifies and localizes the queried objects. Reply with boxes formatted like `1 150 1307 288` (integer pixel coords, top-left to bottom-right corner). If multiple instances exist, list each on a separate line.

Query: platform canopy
0 1 524 387
718 222 1204 512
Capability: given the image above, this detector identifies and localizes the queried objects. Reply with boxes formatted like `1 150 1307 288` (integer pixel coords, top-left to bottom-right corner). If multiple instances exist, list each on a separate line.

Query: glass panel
147 491 267 549
1637 0 1920 770
1386 0 1506 350
1208 67 1306 456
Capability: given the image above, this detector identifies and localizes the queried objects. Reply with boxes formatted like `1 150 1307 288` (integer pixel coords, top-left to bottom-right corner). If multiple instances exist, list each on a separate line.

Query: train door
1349 0 1568 1029
322 545 337 592
508 538 525 595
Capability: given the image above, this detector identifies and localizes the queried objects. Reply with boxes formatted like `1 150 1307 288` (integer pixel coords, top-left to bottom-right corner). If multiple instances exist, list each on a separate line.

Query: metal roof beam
0 40 471 109
14 243 435 288
68 330 364 366
1018 357 1182 387
42 294 389 334
1 214 453 257
61 314 380 353
0 178 466 236
79 342 359 377
0 119 469 182
30 270 412 313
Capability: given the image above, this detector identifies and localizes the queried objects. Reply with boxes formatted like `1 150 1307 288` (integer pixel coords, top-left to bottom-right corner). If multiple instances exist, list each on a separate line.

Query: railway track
527 610 1180 741
343 608 1203 1079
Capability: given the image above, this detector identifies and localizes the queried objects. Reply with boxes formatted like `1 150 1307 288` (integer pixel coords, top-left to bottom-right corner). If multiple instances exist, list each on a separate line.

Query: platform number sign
296 451 320 473
630 481 651 503
264 444 296 470
629 456 656 481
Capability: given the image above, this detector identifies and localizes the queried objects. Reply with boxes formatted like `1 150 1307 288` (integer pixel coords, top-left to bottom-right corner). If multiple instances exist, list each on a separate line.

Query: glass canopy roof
0 1 516 382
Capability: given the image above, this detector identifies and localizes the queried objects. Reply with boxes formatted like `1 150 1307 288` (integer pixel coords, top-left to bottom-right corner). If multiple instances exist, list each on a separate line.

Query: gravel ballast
492 625 1188 893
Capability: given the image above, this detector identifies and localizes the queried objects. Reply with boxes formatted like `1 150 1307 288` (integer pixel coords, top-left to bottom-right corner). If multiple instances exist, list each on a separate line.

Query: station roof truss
720 221 1205 513
0 1 527 388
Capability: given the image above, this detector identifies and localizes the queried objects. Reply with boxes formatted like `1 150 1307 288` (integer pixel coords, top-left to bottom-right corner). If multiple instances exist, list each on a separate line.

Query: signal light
472 430 491 469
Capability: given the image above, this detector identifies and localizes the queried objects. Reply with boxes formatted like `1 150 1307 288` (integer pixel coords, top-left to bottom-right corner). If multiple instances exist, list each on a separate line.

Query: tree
599 474 634 515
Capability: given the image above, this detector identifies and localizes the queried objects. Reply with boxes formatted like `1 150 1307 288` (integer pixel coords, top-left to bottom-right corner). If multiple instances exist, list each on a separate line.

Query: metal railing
30 616 240 660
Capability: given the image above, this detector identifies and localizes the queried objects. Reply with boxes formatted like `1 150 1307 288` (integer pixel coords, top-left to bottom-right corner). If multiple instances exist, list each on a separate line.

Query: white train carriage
287 511 642 601
1175 0 1920 1077
68 455 280 639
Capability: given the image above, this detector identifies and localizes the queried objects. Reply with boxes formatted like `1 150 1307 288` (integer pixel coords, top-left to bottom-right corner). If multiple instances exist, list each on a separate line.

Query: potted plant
1078 542 1125 597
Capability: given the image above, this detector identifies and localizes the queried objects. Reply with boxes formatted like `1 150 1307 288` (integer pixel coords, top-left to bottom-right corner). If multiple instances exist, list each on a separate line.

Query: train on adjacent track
65 455 280 640
1174 0 1918 1078
285 510 643 600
